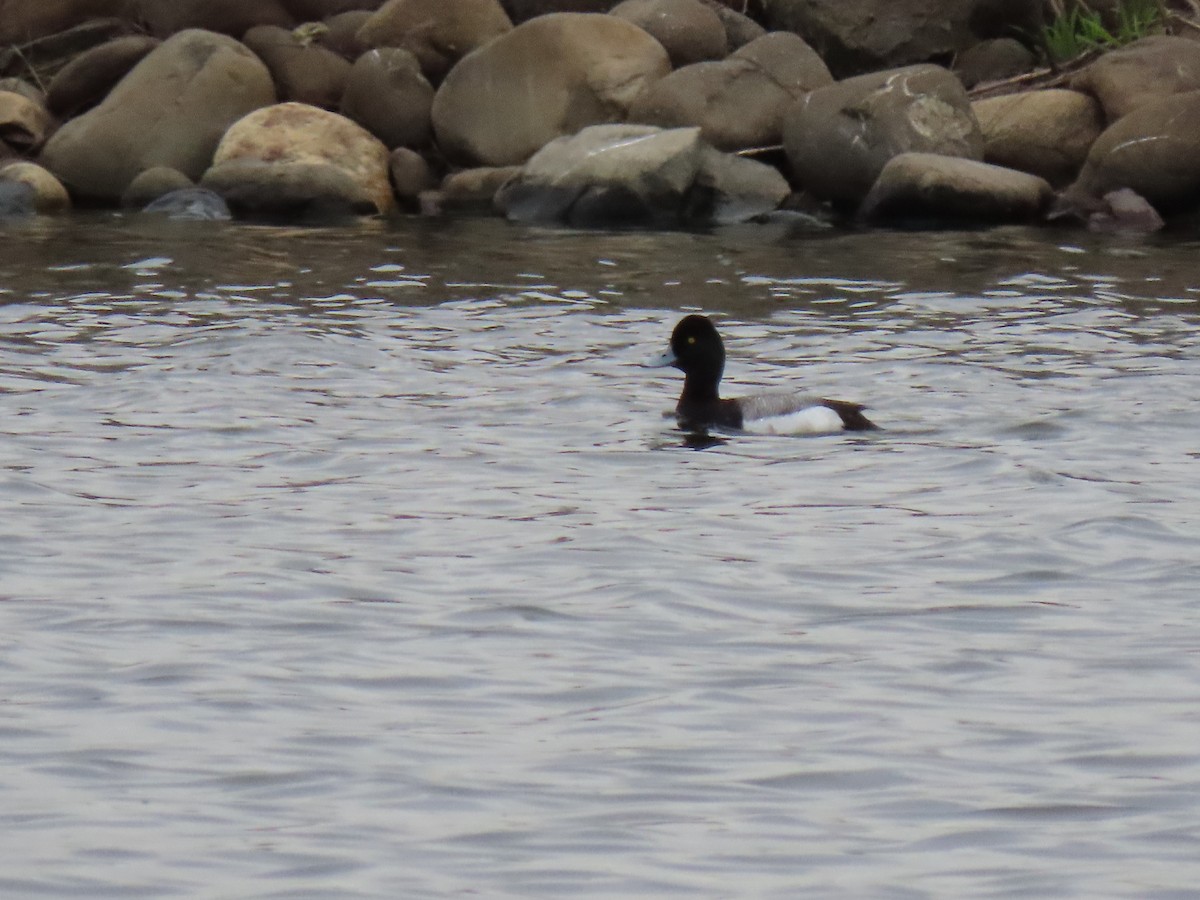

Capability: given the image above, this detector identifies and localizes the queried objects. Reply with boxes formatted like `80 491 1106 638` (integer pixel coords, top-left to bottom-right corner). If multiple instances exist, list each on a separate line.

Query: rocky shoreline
1 0 1197 233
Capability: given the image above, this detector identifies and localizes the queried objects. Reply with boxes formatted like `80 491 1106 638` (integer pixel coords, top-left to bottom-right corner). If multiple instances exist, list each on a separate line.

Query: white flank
745 405 846 436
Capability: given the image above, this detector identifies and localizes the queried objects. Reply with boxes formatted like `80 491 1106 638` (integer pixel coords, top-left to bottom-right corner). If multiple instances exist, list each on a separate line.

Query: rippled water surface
2 215 1199 898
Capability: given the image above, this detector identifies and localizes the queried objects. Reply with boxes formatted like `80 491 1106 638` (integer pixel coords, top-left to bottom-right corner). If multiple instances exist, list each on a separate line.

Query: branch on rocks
967 48 1103 100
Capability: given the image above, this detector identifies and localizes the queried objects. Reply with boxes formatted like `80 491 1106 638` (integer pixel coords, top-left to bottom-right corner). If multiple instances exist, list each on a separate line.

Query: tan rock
972 89 1102 188
203 101 394 214
431 13 670 167
0 160 71 211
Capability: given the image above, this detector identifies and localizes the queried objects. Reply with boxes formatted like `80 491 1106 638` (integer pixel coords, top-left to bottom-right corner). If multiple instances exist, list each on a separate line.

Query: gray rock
783 64 982 208
495 123 788 227
630 32 831 151
143 187 232 220
859 152 1052 223
340 48 433 149
1061 89 1200 216
0 179 36 218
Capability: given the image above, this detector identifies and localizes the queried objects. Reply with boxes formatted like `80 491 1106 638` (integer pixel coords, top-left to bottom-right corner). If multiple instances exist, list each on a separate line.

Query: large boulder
0 0 130 44
1071 36 1200 123
340 48 433 149
201 102 394 215
859 152 1051 223
783 64 981 207
432 13 670 167
762 0 1042 77
243 25 352 109
1060 90 1200 216
356 0 512 82
45 35 159 118
609 0 728 68
495 123 789 226
134 0 295 37
630 31 831 150
972 89 1102 188
38 29 276 202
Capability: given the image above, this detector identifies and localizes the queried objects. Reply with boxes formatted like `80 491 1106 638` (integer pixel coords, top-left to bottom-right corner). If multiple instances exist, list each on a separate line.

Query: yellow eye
687 336 696 344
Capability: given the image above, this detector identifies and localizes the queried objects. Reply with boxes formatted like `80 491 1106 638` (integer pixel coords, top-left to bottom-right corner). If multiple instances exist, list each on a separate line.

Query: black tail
821 399 878 431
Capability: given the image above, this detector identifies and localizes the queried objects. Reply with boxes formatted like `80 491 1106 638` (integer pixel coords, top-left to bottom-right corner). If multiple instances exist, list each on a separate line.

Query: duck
649 314 877 435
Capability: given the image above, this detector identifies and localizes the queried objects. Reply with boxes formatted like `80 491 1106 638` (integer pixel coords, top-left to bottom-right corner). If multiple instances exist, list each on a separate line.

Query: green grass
1042 0 1165 62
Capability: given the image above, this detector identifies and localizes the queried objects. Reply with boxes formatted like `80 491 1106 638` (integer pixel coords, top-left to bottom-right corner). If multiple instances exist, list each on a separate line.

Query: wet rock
143 187 232 220
0 179 36 218
121 166 194 207
630 33 831 151
340 48 433 149
46 35 159 118
39 29 276 202
972 89 1102 188
389 146 437 209
763 0 1041 77
495 123 788 226
609 0 728 67
1086 188 1163 234
783 64 982 208
357 0 512 82
243 25 352 108
1071 36 1200 122
1060 90 1200 216
859 152 1051 224
432 13 670 167
134 0 295 37
0 90 53 155
201 101 394 216
953 37 1035 89
0 160 70 211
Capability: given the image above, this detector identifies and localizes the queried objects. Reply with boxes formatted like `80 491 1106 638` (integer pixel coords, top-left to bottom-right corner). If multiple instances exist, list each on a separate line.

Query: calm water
1 215 1198 898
